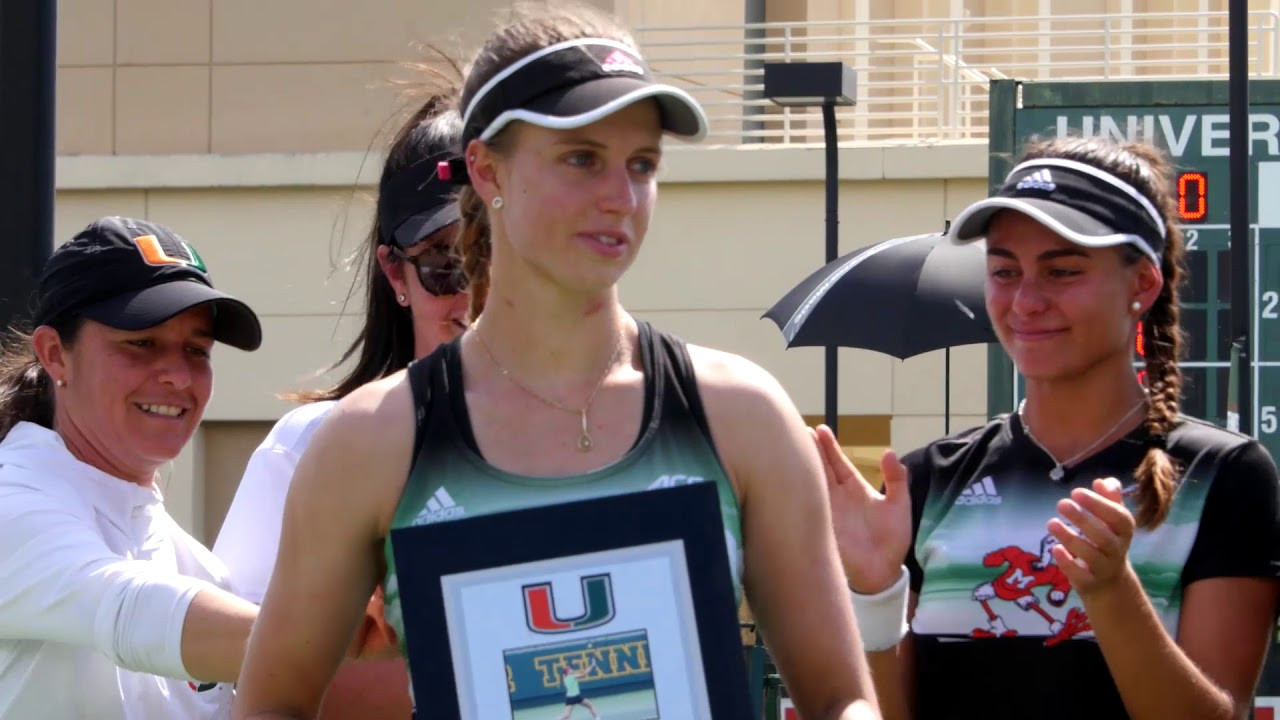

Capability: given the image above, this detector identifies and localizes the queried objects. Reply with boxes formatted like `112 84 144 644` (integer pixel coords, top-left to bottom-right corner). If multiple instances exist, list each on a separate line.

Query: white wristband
849 565 910 652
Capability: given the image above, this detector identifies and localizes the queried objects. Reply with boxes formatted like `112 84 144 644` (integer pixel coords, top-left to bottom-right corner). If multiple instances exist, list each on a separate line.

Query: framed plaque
389 481 753 719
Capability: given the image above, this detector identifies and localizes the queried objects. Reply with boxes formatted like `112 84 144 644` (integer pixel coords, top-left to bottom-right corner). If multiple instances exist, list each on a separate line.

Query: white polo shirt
212 401 335 604
0 422 235 720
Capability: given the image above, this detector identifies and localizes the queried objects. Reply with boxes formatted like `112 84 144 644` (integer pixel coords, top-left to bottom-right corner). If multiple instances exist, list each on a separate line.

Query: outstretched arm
0 483 257 684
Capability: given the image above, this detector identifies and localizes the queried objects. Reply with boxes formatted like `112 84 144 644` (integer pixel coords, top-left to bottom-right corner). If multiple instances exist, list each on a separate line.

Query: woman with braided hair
818 134 1280 719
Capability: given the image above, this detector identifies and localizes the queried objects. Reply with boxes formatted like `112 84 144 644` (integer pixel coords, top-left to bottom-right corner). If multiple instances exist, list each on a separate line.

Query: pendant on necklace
1049 466 1065 482
577 410 593 452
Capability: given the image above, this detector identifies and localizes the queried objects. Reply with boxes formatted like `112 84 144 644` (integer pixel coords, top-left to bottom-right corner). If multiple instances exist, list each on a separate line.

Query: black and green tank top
381 321 744 655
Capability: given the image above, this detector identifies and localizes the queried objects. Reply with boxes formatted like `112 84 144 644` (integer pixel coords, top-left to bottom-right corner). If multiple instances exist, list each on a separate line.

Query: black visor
948 158 1167 264
377 157 460 249
460 38 707 147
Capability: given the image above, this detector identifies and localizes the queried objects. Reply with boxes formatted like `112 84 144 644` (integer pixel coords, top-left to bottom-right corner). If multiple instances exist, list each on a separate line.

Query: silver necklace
472 326 623 452
1018 398 1147 481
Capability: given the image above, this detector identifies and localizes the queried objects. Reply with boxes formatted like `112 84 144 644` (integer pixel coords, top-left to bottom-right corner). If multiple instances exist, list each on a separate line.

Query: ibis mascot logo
522 574 616 634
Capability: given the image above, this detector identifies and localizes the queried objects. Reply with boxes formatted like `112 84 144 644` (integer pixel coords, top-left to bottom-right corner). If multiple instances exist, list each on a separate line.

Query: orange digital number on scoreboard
1177 171 1208 222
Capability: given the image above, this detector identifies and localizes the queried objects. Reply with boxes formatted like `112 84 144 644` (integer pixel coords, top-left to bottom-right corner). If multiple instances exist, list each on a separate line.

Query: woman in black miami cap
212 87 471 720
0 216 264 719
233 3 880 719
819 134 1280 719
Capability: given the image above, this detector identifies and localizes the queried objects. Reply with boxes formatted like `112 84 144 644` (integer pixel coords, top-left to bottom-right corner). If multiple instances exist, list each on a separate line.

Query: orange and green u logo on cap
132 234 208 272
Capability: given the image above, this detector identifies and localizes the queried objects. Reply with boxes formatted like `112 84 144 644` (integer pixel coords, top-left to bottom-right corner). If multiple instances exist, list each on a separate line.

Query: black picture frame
389 481 753 719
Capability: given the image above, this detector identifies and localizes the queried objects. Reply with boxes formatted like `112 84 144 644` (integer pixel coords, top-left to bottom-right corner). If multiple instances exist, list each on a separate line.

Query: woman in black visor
232 3 880 720
213 84 470 719
821 134 1280 719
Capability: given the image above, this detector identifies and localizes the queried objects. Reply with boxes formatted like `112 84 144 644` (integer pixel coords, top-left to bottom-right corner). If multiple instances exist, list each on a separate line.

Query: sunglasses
391 246 468 297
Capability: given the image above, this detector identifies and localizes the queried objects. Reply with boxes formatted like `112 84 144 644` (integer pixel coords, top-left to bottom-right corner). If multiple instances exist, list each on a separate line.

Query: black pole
0 0 57 333
1229 0 1253 436
943 219 952 436
945 348 951 435
823 102 839 432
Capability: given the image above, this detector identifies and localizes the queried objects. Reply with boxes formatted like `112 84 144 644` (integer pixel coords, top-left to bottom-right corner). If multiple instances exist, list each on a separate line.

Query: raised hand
812 424 913 595
1047 477 1137 601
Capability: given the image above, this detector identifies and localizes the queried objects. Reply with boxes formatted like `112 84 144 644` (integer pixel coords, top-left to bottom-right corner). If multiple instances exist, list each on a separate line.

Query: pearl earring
1131 301 1142 313
397 294 407 304
491 196 503 210
55 379 66 388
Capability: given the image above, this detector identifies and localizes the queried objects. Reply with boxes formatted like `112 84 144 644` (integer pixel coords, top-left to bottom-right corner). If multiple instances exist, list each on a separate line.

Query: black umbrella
763 231 998 432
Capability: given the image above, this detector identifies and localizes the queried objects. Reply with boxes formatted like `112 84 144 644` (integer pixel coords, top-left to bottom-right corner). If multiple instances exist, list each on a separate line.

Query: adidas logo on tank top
955 476 1002 506
413 487 466 524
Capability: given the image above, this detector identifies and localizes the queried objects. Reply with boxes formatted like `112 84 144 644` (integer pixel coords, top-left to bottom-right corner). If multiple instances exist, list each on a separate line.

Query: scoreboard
986 78 1280 464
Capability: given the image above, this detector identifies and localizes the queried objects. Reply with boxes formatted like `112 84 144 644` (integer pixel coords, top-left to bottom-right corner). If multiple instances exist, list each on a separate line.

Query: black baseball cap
33 216 263 351
377 154 461 249
948 157 1167 265
460 38 708 148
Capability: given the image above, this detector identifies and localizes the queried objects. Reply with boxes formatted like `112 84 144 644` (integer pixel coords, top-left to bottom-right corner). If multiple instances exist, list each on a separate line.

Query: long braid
1134 253 1183 527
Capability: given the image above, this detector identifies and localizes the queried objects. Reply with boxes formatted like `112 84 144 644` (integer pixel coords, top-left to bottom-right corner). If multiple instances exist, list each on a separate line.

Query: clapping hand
1047 477 1137 600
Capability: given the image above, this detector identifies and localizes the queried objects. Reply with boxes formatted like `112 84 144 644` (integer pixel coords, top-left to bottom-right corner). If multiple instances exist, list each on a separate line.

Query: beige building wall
58 0 1280 158
58 0 619 157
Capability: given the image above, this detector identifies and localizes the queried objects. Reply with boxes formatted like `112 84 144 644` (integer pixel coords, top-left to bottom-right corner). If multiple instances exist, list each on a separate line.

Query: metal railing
635 10 1280 146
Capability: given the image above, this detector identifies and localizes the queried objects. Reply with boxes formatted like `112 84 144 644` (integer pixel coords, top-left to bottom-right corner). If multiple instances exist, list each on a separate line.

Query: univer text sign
1048 112 1280 158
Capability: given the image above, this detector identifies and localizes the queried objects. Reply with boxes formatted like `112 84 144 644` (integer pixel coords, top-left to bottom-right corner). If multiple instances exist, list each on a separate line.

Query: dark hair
1019 135 1187 529
0 316 86 441
454 0 635 321
285 66 467 403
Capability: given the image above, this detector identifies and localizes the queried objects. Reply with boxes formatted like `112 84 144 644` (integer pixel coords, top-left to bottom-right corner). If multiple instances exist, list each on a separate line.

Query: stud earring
55 379 66 388
491 196 504 210
1131 300 1142 313
397 294 407 304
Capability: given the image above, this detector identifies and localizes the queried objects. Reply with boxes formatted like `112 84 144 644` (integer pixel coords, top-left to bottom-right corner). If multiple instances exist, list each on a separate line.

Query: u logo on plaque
523 574 616 634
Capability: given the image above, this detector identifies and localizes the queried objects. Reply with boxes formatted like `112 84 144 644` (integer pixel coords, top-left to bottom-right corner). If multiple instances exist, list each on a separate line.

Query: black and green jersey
902 413 1279 719
381 322 744 661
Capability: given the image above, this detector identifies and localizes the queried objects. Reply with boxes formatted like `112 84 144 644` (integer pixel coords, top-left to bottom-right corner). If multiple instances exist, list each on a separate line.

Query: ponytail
454 128 511 321
456 184 491 321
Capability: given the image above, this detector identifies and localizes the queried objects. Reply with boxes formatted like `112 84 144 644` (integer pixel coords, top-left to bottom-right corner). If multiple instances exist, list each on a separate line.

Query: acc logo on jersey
523 573 616 634
648 473 704 489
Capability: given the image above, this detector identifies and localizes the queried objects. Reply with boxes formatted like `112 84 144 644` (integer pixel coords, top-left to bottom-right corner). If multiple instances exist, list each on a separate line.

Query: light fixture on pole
763 61 856 433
